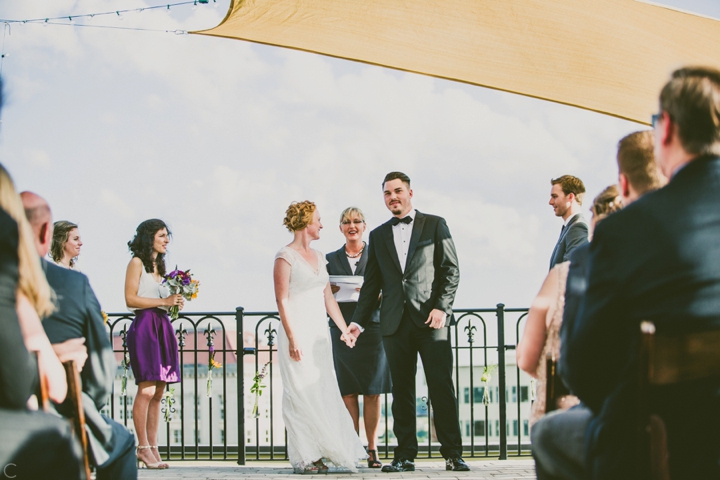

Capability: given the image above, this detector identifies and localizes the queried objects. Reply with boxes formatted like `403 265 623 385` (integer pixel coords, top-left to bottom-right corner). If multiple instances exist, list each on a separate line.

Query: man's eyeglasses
651 113 662 127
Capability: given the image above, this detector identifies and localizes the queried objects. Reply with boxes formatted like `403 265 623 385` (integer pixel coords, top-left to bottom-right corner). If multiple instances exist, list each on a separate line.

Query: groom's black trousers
382 309 463 460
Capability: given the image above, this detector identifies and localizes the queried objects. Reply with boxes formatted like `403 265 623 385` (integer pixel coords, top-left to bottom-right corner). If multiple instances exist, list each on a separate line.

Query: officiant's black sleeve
432 218 460 315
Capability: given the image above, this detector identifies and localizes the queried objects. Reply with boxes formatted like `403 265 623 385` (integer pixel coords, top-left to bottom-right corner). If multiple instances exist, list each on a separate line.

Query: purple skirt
126 308 180 385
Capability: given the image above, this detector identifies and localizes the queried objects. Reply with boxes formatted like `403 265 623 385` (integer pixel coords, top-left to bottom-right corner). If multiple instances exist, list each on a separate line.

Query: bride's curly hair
283 201 316 232
127 219 170 276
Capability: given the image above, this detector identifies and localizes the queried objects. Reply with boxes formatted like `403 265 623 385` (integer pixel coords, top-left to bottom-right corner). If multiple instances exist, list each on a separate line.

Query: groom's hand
425 309 447 329
347 323 363 339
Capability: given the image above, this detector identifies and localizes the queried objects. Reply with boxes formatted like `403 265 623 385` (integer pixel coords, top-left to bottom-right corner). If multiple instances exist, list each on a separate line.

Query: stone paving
137 459 536 479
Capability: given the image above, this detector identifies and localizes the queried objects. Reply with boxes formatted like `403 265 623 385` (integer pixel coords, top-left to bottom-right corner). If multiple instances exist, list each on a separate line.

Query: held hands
340 329 357 348
346 323 362 340
52 338 88 372
425 309 447 329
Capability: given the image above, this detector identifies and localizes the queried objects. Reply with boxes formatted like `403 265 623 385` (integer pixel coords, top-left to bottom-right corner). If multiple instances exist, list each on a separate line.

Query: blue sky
1 0 718 313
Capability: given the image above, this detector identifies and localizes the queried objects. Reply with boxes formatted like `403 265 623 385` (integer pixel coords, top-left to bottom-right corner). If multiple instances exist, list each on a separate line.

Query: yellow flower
101 311 109 325
210 358 223 369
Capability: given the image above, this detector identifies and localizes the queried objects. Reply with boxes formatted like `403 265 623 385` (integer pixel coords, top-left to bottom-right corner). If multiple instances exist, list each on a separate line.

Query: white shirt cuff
349 322 365 333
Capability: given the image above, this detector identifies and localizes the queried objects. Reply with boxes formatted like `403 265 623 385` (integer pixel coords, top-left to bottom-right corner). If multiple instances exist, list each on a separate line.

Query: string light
0 1 209 26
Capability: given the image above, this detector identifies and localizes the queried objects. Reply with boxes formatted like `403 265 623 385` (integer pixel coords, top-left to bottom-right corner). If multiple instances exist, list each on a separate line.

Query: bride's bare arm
324 284 356 348
516 267 559 378
274 257 302 361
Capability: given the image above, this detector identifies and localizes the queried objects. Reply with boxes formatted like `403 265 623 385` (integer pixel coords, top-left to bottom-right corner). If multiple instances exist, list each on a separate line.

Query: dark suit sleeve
561 222 589 263
433 218 460 315
80 277 115 409
351 230 382 329
563 220 625 411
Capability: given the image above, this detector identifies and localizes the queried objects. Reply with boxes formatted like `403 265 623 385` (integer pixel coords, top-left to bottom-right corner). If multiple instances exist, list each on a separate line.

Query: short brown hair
283 201 316 232
383 172 411 188
551 175 586 205
616 131 666 196
659 66 720 156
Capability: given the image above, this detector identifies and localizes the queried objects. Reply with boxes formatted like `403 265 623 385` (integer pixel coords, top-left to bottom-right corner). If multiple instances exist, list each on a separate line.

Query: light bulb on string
192 1 198 11
68 16 74 24
116 11 123 21
43 18 48 27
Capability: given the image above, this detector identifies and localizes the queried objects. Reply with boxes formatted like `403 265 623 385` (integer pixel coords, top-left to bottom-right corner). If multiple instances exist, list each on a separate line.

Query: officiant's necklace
345 242 366 258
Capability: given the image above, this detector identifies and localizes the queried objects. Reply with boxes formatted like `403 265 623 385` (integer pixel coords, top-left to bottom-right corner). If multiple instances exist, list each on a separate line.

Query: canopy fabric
193 0 720 124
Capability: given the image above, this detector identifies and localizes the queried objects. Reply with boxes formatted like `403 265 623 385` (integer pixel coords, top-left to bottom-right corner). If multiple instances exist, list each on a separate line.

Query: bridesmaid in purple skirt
124 219 184 469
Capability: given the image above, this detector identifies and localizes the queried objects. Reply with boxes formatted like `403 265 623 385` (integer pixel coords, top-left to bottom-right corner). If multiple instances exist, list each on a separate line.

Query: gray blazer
549 213 589 269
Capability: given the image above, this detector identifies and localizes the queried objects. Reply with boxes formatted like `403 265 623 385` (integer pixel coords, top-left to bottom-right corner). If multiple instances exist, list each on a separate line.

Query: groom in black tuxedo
349 172 467 472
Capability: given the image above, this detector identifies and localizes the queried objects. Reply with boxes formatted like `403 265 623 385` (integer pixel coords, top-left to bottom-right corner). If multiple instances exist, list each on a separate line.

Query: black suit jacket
549 213 588 269
352 211 459 335
41 260 117 466
326 244 379 325
565 155 720 479
0 209 38 409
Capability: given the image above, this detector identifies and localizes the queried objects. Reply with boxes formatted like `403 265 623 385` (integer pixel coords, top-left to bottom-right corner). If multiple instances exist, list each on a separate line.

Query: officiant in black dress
326 207 391 469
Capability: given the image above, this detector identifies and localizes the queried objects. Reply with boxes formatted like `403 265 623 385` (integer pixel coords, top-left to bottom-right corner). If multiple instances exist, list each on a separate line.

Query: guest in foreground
348 172 468 472
517 185 622 425
125 219 184 469
549 67 720 480
22 191 137 480
0 162 84 479
51 220 82 269
548 175 588 269
274 201 366 474
326 207 392 468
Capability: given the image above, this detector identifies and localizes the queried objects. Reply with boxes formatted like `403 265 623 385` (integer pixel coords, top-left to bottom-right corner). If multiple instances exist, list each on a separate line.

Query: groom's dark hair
383 171 411 188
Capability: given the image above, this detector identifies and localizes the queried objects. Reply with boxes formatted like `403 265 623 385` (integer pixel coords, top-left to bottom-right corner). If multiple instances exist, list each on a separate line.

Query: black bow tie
391 216 413 226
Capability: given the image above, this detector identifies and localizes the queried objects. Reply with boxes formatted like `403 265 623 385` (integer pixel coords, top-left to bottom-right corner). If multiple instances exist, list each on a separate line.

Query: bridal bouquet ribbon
250 362 270 418
163 267 200 320
206 345 223 398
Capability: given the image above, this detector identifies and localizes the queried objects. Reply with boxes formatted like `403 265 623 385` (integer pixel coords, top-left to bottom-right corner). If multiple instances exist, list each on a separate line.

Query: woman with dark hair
51 220 82 269
124 219 184 469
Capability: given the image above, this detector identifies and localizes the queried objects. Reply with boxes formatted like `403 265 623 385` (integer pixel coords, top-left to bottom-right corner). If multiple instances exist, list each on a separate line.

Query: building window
173 430 181 444
465 422 470 437
220 430 225 443
512 420 518 436
473 420 485 437
523 420 529 437
520 386 529 402
464 388 470 404
511 386 517 403
494 420 499 437
473 387 485 404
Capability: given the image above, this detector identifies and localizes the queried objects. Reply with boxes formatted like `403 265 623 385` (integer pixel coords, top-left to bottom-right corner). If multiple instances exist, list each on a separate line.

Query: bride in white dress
274 201 367 473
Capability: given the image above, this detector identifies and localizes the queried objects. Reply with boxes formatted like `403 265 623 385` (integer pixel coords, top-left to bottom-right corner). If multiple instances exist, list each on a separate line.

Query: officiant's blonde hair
339 207 366 224
283 200 316 232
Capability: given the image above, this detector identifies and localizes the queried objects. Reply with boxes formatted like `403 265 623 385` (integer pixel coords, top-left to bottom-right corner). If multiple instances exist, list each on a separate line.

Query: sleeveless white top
129 268 170 312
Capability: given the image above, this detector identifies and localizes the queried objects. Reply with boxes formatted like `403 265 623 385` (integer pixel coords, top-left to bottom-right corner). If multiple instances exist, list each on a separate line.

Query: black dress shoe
445 457 470 471
381 459 415 472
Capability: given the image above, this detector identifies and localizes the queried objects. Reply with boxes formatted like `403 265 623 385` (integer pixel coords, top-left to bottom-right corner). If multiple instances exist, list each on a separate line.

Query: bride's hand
289 340 302 361
341 331 356 348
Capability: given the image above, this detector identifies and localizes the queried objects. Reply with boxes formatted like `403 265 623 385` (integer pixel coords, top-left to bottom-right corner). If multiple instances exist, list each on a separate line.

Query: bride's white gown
275 246 367 472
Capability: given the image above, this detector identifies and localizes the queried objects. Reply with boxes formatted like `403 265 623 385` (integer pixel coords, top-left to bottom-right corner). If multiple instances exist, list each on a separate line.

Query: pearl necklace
345 242 365 258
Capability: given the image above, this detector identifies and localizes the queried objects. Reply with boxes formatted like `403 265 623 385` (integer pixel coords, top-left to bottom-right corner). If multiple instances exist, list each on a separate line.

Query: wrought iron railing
106 304 532 465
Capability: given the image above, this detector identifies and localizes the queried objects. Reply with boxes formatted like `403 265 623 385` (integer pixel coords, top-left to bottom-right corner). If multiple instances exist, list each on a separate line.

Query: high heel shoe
151 445 170 469
136 445 164 469
367 449 382 468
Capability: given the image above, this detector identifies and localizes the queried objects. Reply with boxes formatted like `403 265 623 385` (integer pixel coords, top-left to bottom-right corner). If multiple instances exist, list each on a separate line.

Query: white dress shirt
392 209 416 273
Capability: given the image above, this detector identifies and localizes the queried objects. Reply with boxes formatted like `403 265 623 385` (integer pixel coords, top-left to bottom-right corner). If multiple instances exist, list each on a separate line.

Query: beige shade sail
193 0 720 124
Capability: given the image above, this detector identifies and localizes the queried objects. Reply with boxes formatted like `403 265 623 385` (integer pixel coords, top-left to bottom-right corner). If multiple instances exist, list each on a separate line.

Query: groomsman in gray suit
548 175 589 269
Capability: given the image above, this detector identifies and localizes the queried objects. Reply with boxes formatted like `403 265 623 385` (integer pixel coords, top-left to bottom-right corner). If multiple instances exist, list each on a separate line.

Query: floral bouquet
481 364 497 406
250 362 271 418
163 267 200 320
206 345 223 398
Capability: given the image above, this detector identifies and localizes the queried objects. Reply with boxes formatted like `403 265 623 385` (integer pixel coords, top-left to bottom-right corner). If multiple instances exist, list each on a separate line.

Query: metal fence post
236 307 245 465
496 303 508 460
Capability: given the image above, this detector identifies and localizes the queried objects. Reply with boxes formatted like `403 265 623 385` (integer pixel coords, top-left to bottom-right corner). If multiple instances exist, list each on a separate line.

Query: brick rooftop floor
137 459 536 479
